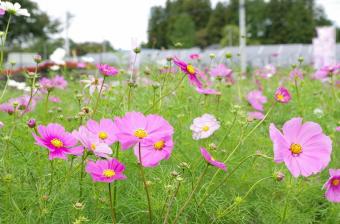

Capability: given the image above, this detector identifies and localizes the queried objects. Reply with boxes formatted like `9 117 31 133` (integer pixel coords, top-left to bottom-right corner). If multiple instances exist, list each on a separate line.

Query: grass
0 64 339 224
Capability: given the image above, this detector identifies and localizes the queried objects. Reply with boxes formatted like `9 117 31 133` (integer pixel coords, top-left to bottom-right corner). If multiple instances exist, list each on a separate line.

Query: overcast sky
32 0 340 50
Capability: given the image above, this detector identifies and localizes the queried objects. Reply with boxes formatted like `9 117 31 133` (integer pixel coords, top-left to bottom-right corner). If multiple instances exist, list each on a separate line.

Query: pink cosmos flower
85 119 117 145
39 75 67 92
85 158 127 183
134 135 174 167
200 147 226 171
248 111 265 120
0 8 5 16
196 87 221 96
256 64 276 79
52 75 68 89
113 112 174 150
336 126 340 132
269 117 332 177
72 126 112 158
49 96 61 103
290 68 303 80
210 64 233 78
173 57 203 88
314 64 340 80
274 87 291 103
97 64 119 76
33 123 83 160
189 53 200 60
323 169 340 203
247 90 267 111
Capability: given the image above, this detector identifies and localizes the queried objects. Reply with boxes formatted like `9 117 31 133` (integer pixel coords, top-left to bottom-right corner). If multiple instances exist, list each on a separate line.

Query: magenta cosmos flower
248 111 265 121
173 57 203 88
269 117 332 177
0 95 36 115
289 68 303 80
189 53 200 60
33 123 83 160
247 90 267 111
323 169 340 203
72 126 112 158
210 64 233 78
86 158 126 183
134 135 174 167
97 64 119 76
274 87 291 103
85 119 117 145
113 112 174 150
200 147 226 171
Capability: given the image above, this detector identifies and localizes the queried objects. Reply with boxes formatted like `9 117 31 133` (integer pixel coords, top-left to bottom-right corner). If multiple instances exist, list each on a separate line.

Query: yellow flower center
154 140 165 150
134 129 148 139
90 143 96 151
332 179 340 186
51 138 63 148
290 143 302 155
186 64 195 75
202 125 210 132
276 93 284 101
103 169 115 178
98 131 108 140
211 156 215 161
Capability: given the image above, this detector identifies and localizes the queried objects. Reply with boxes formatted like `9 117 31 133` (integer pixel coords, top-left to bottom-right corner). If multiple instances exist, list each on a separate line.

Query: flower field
0 2 340 224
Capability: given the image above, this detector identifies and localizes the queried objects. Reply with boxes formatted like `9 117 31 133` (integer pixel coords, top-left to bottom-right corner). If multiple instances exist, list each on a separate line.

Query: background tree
167 13 196 48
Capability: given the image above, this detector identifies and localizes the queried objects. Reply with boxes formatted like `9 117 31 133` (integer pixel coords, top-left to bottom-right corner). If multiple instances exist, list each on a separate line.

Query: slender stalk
330 74 339 104
48 160 54 195
92 76 106 116
113 143 120 221
45 90 51 115
127 85 132 110
0 74 9 102
294 78 302 116
79 152 87 201
144 75 186 113
108 183 116 224
280 176 292 224
163 180 182 224
0 15 12 70
172 164 209 224
138 143 153 223
215 176 272 221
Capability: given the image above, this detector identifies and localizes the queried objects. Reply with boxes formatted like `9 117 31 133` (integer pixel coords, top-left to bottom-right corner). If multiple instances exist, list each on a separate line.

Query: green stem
45 91 51 115
138 143 153 223
172 164 209 224
113 143 120 221
92 76 106 116
48 160 54 195
163 180 182 224
0 15 12 70
79 153 87 201
294 79 302 116
108 183 116 224
280 176 292 224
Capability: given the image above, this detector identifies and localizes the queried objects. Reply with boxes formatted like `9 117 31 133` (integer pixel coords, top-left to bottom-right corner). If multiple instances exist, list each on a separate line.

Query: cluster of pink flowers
0 95 37 115
39 75 68 93
313 64 340 81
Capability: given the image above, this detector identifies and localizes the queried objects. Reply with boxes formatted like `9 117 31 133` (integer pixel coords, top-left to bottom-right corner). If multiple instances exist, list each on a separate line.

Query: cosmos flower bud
298 56 304 63
166 56 173 62
42 195 49 201
10 61 16 66
170 171 179 177
176 176 184 182
275 171 285 182
133 47 141 54
208 143 217 151
27 118 36 128
225 52 232 59
209 53 216 59
81 107 91 114
33 54 42 63
73 202 84 210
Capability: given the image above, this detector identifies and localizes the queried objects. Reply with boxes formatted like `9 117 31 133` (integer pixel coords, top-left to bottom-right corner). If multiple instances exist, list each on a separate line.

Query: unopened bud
27 118 36 128
34 54 42 63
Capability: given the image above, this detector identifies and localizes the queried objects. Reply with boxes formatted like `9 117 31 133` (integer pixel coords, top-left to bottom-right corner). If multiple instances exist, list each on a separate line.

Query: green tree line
146 0 336 49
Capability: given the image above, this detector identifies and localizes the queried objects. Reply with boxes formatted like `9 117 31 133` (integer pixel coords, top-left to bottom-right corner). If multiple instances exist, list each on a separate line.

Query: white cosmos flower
190 114 220 140
81 75 107 95
0 2 30 17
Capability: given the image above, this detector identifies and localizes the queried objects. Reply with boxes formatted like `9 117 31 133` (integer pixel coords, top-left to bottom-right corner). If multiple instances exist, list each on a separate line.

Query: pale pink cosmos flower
336 126 340 132
289 68 303 80
173 57 203 88
200 147 226 171
323 169 340 203
33 123 83 160
39 75 67 92
248 111 265 120
247 90 267 111
97 64 119 76
86 158 127 183
0 95 36 115
49 96 61 103
269 117 332 177
81 75 107 95
85 119 117 145
314 64 339 80
274 87 291 103
210 64 233 78
134 135 174 167
256 64 276 79
190 114 220 140
73 126 112 158
113 112 174 150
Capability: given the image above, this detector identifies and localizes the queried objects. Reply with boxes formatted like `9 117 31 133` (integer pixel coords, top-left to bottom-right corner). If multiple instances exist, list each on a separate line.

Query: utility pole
64 12 72 57
239 0 246 74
